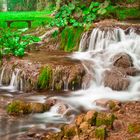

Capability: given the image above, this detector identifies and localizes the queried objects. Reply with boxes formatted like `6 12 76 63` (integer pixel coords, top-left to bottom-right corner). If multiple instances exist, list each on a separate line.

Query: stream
0 26 140 139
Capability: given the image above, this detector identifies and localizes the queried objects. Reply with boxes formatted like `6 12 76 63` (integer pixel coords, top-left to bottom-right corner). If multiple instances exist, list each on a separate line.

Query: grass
60 26 84 52
0 11 53 28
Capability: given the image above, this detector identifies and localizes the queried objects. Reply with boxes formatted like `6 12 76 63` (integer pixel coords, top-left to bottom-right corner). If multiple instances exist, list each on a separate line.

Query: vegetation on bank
0 29 40 57
60 26 84 52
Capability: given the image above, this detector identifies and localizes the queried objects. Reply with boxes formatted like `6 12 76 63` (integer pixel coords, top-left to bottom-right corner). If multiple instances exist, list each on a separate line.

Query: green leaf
89 2 100 10
68 3 75 11
97 8 107 15
83 8 90 15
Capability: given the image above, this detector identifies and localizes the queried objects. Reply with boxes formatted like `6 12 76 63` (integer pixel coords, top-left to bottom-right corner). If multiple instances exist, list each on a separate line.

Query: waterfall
0 66 6 85
0 68 21 92
59 26 140 110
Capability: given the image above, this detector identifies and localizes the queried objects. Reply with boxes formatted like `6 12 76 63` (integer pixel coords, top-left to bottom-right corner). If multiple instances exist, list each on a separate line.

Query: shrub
50 1 115 28
0 29 41 57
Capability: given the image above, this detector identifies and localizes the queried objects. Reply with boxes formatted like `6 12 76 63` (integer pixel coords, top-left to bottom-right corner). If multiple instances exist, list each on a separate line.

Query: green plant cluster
37 66 52 89
60 26 84 52
50 1 115 27
0 29 41 57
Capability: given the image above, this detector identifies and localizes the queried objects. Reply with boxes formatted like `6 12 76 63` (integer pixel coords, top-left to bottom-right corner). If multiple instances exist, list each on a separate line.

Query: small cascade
59 26 140 110
79 27 129 51
0 66 6 85
9 69 20 90
0 67 22 92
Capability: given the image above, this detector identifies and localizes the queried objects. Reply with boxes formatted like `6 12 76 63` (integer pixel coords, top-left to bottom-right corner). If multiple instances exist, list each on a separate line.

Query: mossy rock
128 123 140 134
84 110 98 125
63 124 77 138
96 113 116 128
28 102 45 113
7 100 31 115
7 100 49 115
95 125 107 140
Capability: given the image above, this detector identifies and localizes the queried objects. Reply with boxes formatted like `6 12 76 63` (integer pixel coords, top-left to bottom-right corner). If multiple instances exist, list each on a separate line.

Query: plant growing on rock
60 26 84 52
37 66 52 89
0 29 41 57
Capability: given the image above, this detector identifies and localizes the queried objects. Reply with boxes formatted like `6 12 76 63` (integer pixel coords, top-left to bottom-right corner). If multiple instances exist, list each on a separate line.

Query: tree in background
7 0 37 11
0 0 7 11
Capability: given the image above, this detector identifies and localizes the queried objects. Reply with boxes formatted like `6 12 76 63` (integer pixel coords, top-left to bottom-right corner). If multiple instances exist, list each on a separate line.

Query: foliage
52 30 59 38
50 1 115 28
37 66 52 89
60 26 84 52
0 29 41 57
116 7 140 20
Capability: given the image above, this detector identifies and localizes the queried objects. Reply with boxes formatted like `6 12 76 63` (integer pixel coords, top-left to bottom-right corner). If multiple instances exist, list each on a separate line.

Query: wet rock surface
103 53 139 91
0 51 86 92
113 53 133 68
37 101 140 140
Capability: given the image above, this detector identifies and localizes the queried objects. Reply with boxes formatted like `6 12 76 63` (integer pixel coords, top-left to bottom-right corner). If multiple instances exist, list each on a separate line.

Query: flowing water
0 26 140 139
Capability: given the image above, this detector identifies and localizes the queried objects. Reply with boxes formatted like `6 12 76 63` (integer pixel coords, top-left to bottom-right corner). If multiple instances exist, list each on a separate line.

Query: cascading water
0 68 21 92
57 27 140 110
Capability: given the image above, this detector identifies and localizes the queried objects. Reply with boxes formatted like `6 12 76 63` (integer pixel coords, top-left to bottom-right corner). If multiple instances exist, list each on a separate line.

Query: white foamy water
58 27 140 110
0 69 20 92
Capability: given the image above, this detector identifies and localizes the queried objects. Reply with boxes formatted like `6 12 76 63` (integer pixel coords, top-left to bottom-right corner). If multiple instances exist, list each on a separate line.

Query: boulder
103 69 130 90
113 53 133 68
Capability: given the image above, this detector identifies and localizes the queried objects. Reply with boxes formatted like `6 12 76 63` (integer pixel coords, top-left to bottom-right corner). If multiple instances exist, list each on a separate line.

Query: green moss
95 126 107 140
128 123 140 134
7 100 31 115
60 26 84 52
65 128 76 138
37 66 52 89
55 82 62 91
108 101 116 110
96 113 116 128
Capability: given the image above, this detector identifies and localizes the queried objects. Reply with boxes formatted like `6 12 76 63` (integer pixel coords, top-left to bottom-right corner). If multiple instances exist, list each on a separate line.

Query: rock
113 53 133 68
95 99 110 108
75 114 85 126
63 124 77 139
84 110 98 125
103 69 130 90
7 100 31 115
28 102 44 113
79 122 91 131
7 100 50 115
96 112 116 128
113 120 124 131
57 103 69 115
128 123 140 134
73 135 80 140
107 100 121 111
112 67 139 76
